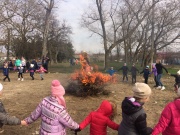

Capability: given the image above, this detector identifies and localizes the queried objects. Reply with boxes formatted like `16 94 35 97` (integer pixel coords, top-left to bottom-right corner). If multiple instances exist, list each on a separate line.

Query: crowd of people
107 59 172 91
1 56 50 81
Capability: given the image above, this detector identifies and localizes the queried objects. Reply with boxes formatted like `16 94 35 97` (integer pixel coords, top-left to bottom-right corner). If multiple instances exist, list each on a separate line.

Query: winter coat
79 100 119 135
2 67 11 76
107 69 116 76
17 67 24 73
151 67 157 76
155 63 168 74
118 66 129 75
15 59 21 67
25 96 79 135
152 99 180 135
0 100 20 127
118 97 152 135
28 67 35 73
131 67 139 76
140 69 150 78
170 74 180 85
36 67 47 73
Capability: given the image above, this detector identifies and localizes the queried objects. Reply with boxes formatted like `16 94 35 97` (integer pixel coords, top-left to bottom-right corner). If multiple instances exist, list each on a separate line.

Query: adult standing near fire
155 59 168 90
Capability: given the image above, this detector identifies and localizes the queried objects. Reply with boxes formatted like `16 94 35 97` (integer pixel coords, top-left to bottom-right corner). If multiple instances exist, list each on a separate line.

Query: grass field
48 61 179 74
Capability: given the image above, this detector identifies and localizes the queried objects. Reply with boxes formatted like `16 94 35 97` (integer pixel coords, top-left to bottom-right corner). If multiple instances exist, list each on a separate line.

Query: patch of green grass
48 62 179 74
49 63 81 73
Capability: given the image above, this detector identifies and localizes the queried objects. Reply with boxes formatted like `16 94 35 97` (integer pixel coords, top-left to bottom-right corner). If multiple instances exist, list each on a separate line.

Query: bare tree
48 19 72 63
81 0 159 69
38 0 55 57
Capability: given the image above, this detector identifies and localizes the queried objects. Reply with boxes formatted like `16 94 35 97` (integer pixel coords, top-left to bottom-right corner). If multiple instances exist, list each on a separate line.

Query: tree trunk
7 28 10 60
96 0 109 70
42 0 54 57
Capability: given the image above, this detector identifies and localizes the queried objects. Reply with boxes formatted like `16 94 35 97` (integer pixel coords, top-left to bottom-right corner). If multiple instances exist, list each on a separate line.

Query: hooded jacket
152 99 180 135
118 97 152 135
79 100 119 135
25 96 79 135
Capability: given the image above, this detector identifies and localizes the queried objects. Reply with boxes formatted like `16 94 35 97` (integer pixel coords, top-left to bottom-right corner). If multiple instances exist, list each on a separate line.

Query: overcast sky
56 0 103 54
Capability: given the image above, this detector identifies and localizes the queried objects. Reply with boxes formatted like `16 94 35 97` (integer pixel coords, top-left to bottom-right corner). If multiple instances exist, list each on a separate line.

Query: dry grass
1 72 175 135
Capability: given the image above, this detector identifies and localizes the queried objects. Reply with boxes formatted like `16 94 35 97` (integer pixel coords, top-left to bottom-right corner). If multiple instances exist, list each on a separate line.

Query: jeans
157 74 163 86
154 76 158 86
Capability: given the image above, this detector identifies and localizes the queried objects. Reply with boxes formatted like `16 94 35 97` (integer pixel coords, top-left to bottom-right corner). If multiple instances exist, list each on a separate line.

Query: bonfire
68 52 115 96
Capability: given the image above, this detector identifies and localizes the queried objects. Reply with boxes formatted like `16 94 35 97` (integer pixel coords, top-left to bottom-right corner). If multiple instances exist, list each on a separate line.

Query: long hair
108 100 117 120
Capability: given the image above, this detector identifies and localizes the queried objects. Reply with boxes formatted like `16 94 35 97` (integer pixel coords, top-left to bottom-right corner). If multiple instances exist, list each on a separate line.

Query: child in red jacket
152 84 180 135
75 100 119 135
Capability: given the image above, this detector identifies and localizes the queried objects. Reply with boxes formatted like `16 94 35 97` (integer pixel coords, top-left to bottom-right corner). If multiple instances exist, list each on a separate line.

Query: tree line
81 0 180 69
0 0 179 68
0 0 74 63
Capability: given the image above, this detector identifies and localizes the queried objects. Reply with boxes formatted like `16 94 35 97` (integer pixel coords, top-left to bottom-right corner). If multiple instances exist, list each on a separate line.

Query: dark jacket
131 67 139 76
170 74 180 84
140 69 150 78
118 97 152 135
118 66 129 74
2 67 10 76
0 67 13 76
0 100 20 127
155 63 168 74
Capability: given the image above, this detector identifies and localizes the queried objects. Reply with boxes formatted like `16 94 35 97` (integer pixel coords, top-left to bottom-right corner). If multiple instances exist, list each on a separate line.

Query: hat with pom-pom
51 80 66 107
0 83 3 92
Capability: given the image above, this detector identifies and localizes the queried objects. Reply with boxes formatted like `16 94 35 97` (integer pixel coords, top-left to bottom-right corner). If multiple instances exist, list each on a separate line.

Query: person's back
118 83 152 135
152 91 180 135
26 96 78 134
24 80 79 134
79 100 119 135
119 98 144 135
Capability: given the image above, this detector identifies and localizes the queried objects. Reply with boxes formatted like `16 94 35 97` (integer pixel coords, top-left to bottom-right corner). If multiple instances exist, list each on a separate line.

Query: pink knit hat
51 80 66 107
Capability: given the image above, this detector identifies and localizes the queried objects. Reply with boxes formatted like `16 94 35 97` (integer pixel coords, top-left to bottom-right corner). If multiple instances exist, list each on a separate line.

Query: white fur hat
0 83 3 91
177 70 180 75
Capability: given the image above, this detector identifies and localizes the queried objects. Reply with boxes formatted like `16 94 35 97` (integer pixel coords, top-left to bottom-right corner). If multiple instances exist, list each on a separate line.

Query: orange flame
71 53 113 86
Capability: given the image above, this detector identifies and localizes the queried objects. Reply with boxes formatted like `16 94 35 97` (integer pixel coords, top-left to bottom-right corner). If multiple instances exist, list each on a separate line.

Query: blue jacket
0 67 12 76
107 69 117 76
140 68 150 78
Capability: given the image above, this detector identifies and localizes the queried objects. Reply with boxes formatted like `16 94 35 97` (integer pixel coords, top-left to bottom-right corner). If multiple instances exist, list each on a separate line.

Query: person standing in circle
155 59 168 90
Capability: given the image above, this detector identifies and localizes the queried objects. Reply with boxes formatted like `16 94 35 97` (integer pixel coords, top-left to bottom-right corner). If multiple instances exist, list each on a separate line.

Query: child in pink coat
24 80 79 135
36 65 47 80
152 86 180 135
